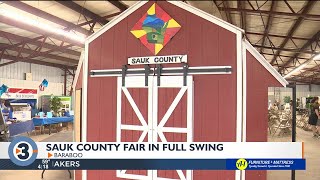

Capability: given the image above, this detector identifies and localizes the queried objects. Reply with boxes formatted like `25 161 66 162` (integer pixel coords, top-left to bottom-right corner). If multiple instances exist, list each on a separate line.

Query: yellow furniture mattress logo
236 158 248 170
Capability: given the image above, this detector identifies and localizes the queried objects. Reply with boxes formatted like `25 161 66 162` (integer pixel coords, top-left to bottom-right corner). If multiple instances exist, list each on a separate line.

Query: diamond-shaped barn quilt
131 3 181 55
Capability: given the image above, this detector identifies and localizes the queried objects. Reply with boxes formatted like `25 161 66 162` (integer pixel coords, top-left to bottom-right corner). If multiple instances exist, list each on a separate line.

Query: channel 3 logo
8 137 38 166
236 158 248 170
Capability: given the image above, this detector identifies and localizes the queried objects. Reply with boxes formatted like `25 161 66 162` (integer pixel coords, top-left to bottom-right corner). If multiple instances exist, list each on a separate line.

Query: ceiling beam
269 1 316 65
287 78 320 85
282 64 320 79
302 67 320 72
77 12 121 26
0 35 80 64
0 54 75 69
278 31 320 71
2 1 91 35
0 30 81 56
66 68 75 76
238 1 246 31
304 71 320 81
296 68 320 73
0 43 78 64
108 1 128 11
0 35 44 51
289 74 320 83
283 62 319 79
218 5 320 18
261 52 309 60
260 1 276 53
1 41 78 67
285 61 320 78
222 1 233 24
0 14 84 47
56 1 108 25
252 44 315 54
246 32 312 41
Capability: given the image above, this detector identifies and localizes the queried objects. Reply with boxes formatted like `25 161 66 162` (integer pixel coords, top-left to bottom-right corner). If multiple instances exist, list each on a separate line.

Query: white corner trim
244 40 288 87
241 36 247 180
86 1 148 44
236 31 243 143
72 51 84 90
235 31 243 180
81 42 89 180
168 1 244 34
242 38 247 143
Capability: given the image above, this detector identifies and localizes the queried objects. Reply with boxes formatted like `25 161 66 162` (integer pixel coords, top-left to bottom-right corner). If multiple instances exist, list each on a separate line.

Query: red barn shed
76 1 288 180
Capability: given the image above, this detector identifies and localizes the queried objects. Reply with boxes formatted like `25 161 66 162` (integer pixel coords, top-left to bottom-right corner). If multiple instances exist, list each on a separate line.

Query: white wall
0 59 65 96
0 59 64 83
0 60 77 111
268 85 320 104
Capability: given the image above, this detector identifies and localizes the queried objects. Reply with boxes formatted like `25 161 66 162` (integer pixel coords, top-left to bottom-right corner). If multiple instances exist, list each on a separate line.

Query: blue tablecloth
32 116 74 126
8 120 35 136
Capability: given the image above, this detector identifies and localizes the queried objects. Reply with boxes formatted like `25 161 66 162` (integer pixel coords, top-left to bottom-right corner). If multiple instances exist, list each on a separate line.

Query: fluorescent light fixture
0 8 86 43
283 61 310 79
283 53 320 79
313 53 320 61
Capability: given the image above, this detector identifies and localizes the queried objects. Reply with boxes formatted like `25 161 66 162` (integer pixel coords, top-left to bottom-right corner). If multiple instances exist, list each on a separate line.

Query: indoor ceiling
0 1 319 84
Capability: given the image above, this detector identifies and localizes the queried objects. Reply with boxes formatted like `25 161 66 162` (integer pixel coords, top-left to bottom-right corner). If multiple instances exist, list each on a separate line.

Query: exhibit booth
1 87 37 137
39 95 72 113
74 1 288 180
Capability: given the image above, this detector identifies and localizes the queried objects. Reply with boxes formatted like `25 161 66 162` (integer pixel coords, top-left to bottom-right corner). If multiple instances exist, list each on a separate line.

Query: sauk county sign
128 55 187 65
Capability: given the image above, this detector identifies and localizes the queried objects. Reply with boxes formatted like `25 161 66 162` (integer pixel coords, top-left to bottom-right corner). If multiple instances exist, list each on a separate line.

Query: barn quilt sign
130 3 181 55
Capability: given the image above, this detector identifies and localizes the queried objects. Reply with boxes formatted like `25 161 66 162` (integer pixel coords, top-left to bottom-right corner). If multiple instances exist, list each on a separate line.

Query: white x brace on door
116 75 193 180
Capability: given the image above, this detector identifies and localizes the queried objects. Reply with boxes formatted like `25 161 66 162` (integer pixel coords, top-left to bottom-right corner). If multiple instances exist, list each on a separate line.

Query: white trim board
72 50 84 180
243 40 288 87
241 36 247 180
235 31 243 180
81 43 89 180
86 1 244 44
72 51 84 90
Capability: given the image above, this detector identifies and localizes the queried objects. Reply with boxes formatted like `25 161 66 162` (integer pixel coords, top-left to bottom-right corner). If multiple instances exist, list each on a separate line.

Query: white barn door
116 76 153 180
116 76 193 180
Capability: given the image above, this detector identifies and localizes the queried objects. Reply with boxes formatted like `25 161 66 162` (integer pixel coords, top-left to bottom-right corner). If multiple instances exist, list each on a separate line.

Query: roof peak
86 1 244 44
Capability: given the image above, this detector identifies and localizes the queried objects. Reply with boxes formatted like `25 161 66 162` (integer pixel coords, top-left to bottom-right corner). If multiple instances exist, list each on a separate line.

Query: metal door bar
90 66 232 77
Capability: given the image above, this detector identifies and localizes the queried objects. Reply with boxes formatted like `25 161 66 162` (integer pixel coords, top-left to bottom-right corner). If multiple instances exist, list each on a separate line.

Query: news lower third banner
0 137 305 170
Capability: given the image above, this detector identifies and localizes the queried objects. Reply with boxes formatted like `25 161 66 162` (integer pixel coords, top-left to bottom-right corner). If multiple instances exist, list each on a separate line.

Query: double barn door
116 76 193 180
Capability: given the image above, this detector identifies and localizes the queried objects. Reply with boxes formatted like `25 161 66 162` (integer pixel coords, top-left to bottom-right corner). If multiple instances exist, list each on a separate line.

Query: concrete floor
268 128 320 180
0 130 74 180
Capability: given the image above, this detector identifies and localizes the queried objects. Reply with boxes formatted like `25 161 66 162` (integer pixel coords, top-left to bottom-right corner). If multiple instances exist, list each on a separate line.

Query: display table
32 116 74 135
33 116 74 126
8 120 35 137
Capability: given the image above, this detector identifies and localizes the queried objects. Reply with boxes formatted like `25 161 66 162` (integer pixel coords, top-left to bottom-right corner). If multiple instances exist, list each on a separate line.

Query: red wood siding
122 88 149 177
75 170 82 180
85 1 238 179
157 88 187 179
245 51 283 180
